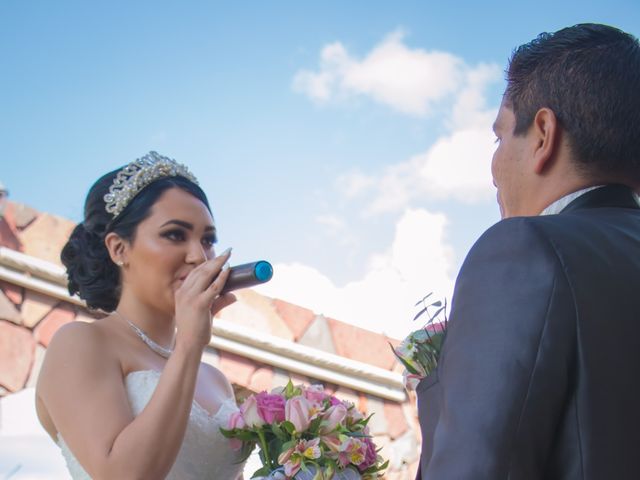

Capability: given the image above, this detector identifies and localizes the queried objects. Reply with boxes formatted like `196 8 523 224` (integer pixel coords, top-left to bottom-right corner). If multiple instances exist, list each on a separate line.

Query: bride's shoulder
200 362 235 399
42 319 119 377
47 319 109 355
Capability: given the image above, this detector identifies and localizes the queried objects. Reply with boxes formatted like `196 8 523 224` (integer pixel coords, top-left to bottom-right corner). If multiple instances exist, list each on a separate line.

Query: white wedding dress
57 370 245 479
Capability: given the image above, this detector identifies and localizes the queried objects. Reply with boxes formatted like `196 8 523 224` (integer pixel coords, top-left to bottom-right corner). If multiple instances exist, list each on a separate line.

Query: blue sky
2 1 639 338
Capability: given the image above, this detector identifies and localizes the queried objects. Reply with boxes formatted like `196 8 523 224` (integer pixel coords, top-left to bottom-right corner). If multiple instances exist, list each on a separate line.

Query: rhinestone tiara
104 151 199 219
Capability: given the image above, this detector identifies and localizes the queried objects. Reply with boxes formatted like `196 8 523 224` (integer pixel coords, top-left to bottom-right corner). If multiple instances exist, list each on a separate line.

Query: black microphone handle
220 261 273 294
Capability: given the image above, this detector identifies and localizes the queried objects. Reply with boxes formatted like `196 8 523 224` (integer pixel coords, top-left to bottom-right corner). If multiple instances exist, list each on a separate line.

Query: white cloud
256 208 455 339
296 31 501 211
326 49 500 212
294 30 467 116
337 123 497 216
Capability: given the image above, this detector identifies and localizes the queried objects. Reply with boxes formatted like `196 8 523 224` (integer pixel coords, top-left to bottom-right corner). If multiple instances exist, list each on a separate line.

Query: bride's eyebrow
159 219 216 233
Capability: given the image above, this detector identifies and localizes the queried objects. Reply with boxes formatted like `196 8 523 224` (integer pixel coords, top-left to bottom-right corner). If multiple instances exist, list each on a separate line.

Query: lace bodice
57 370 245 479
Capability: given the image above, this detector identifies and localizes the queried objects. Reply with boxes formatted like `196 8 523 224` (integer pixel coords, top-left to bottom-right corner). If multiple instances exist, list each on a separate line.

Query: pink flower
227 410 246 430
240 395 265 427
358 436 378 471
336 438 366 468
426 321 446 334
255 391 286 423
303 384 328 405
278 438 322 477
285 395 312 432
319 403 347 434
322 434 343 453
342 401 364 424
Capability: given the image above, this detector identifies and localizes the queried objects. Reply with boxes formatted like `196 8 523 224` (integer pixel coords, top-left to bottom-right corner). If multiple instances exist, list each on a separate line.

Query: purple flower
358 436 378 471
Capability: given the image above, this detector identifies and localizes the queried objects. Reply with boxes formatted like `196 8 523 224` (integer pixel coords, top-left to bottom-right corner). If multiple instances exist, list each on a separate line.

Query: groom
416 24 640 479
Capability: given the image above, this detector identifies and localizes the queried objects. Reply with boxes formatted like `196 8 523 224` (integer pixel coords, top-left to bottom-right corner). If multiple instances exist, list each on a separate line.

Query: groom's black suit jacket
416 185 640 479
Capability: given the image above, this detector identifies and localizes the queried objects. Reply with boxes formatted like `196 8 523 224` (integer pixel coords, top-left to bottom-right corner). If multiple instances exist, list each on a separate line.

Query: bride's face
121 187 217 314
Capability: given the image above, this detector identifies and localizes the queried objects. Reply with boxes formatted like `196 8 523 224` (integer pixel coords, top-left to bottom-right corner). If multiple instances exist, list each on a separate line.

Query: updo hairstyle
61 167 211 312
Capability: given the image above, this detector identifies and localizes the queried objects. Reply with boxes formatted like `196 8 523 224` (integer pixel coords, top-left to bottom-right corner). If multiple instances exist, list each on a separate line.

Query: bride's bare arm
38 323 202 479
37 255 234 480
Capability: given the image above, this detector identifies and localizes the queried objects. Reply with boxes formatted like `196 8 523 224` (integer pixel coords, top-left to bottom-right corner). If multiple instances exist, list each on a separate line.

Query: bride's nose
185 240 207 265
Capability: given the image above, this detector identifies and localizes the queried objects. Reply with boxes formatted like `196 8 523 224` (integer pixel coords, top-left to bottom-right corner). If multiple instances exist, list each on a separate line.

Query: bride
35 152 245 479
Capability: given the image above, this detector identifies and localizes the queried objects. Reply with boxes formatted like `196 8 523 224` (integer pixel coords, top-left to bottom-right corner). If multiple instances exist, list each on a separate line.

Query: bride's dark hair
61 166 211 312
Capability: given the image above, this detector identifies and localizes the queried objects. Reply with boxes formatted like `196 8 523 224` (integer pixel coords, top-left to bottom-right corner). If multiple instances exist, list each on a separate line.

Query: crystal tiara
103 151 199 219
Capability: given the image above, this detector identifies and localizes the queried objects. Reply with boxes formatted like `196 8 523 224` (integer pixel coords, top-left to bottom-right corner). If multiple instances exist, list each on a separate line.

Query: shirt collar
540 186 606 216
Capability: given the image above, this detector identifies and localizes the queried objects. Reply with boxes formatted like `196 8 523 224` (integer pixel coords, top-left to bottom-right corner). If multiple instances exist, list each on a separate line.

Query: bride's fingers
203 262 232 303
184 249 232 292
211 293 237 316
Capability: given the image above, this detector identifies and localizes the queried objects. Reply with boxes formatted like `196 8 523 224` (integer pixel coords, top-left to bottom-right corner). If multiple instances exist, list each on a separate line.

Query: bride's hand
174 248 236 351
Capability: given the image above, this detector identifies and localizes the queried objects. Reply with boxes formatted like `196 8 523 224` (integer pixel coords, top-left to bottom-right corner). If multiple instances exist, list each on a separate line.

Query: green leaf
282 421 296 435
270 422 288 441
390 346 421 375
308 415 323 433
250 465 272 478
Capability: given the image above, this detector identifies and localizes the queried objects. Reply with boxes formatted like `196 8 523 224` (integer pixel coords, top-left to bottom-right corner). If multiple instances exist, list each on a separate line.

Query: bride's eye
162 229 186 242
201 235 217 249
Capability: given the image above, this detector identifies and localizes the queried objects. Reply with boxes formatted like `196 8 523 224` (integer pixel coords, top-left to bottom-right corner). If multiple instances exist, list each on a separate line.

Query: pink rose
319 403 347 434
240 395 265 427
285 395 312 432
227 410 246 429
255 391 286 423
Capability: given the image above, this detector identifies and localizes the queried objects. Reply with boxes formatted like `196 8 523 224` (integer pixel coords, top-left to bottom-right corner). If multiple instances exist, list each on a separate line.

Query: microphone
221 260 273 293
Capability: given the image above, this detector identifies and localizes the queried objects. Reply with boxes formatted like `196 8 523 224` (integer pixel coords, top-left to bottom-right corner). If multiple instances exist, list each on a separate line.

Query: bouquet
391 294 448 390
221 380 388 479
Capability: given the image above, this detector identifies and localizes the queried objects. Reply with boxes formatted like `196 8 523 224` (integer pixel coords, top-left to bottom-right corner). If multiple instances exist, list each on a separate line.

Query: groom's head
491 23 640 218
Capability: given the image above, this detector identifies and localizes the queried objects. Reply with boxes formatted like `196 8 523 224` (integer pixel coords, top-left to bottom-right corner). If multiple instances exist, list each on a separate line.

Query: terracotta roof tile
216 290 294 341
18 212 75 265
327 317 397 370
0 290 22 325
383 400 409 440
248 367 275 393
218 351 257 386
297 315 336 354
0 321 35 392
21 290 58 329
272 299 315 340
365 395 389 435
0 217 22 250
12 202 38 230
34 304 75 347
0 280 24 306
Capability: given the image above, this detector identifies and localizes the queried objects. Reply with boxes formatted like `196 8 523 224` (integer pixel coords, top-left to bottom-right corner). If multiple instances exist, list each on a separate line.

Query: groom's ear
531 107 560 175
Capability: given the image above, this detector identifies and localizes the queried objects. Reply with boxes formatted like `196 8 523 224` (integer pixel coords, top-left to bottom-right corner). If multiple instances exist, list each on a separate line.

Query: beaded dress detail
57 370 244 479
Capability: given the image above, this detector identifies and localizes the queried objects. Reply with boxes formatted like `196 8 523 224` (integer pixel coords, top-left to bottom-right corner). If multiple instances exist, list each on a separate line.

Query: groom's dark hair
505 23 640 181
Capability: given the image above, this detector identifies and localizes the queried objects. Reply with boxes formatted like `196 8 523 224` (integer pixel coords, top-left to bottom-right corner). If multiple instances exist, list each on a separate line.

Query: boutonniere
391 294 448 391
